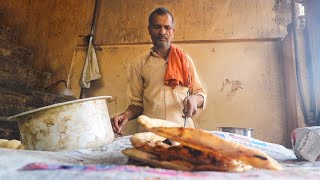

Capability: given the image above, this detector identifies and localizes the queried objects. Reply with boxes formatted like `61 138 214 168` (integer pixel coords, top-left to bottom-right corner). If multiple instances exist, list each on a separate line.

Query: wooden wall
0 0 289 83
70 40 287 144
96 0 288 44
0 0 94 84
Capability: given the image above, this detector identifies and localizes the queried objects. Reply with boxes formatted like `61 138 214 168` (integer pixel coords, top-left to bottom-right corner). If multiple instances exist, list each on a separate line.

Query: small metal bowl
219 127 254 137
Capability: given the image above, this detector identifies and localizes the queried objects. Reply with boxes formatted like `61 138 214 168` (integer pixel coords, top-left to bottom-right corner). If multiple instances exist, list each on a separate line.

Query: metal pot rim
7 96 112 121
218 127 254 131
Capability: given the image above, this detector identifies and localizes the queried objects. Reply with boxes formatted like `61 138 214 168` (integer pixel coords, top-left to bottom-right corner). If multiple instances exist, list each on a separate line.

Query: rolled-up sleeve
128 58 144 108
187 55 207 109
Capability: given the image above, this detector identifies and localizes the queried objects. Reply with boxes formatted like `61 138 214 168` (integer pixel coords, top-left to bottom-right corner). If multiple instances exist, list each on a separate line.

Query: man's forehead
151 14 173 25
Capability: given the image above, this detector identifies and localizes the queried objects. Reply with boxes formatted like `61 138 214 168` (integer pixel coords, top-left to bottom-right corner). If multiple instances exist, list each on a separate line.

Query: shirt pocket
173 86 189 103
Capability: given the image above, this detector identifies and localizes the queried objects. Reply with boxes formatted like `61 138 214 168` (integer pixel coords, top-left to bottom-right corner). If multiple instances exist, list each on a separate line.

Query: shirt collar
149 47 169 62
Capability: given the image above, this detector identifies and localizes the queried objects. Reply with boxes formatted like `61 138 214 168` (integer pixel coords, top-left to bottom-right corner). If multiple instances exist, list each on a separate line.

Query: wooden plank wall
281 32 299 147
0 0 94 83
96 0 288 44
0 0 294 144
70 40 287 144
0 0 290 84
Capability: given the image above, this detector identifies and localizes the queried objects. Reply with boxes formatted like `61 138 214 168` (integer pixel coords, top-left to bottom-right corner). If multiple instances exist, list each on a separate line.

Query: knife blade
183 90 189 127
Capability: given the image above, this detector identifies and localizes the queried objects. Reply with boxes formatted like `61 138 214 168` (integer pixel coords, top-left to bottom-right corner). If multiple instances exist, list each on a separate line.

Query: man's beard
154 38 170 49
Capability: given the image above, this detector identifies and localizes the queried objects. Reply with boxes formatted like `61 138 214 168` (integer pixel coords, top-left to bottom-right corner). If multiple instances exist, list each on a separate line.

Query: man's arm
111 56 146 135
183 55 207 118
124 104 144 120
111 105 143 135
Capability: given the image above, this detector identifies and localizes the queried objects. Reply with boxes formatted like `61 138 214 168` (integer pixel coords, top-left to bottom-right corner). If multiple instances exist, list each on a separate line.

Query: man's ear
147 26 151 35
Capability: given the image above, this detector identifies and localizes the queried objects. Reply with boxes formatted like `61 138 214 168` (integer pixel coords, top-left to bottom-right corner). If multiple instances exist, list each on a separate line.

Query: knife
184 90 189 127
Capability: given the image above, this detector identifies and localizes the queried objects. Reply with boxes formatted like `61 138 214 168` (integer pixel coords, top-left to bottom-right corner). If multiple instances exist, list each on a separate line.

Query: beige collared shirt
129 48 207 130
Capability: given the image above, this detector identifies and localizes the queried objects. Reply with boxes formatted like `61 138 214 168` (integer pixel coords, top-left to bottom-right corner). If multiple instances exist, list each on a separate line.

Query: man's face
148 14 175 49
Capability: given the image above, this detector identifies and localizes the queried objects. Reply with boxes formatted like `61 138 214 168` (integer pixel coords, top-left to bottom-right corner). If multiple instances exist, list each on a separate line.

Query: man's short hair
148 7 175 27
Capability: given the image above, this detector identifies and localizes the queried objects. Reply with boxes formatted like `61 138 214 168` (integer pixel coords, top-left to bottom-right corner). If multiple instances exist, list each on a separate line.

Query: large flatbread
123 148 194 171
123 148 251 172
0 139 24 149
131 132 229 164
137 115 282 171
130 132 167 148
137 115 181 129
130 132 252 172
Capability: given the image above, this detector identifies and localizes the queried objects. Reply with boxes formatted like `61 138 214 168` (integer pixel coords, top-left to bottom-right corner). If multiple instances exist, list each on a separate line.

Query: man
111 7 207 135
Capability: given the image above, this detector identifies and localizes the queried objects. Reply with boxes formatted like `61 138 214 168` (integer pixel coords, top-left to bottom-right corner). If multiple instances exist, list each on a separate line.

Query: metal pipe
304 2 318 125
90 0 100 36
79 0 100 99
290 0 310 124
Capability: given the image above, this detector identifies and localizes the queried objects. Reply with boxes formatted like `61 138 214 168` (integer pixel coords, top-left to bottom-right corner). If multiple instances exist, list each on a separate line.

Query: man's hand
111 113 128 135
111 105 143 135
183 95 198 118
182 95 204 118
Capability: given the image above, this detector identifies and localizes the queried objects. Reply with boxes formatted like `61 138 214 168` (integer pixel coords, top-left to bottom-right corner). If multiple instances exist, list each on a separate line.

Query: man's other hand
111 113 128 135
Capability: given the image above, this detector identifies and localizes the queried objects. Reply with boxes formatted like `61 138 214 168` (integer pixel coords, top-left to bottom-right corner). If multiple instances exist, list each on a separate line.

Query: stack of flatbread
122 115 282 172
0 139 24 149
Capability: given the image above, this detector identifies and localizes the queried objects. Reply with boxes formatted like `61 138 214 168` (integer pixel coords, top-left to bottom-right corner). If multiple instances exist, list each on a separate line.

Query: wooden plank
281 33 298 147
96 0 290 44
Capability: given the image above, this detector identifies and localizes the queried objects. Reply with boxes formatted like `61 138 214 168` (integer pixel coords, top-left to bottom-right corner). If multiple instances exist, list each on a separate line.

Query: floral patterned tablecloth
1 136 319 180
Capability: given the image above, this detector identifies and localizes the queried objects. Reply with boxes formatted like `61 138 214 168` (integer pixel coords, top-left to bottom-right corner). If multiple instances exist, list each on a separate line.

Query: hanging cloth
79 42 101 88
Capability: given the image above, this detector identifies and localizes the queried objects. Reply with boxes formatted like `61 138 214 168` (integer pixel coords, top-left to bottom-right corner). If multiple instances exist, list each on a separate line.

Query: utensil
8 96 114 151
184 91 189 127
219 127 254 137
45 80 74 96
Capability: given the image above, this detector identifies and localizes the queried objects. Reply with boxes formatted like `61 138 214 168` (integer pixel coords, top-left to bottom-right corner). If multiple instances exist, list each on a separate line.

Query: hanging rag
79 42 101 88
164 44 193 90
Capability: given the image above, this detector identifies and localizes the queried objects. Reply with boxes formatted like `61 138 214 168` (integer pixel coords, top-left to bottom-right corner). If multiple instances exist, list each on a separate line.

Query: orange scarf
164 45 193 90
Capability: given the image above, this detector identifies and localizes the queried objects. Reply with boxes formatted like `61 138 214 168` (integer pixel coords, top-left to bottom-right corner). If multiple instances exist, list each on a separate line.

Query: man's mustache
156 36 167 40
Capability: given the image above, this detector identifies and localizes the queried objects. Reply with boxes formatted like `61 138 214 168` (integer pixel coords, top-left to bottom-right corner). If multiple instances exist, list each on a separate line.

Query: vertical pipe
90 0 100 36
290 0 310 124
79 0 100 99
304 1 319 125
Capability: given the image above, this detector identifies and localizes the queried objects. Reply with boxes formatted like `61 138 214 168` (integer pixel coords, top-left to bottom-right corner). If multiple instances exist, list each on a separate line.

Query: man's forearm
124 105 143 120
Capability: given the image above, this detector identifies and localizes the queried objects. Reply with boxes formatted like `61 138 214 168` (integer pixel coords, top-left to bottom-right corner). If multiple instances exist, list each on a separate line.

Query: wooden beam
281 32 299 148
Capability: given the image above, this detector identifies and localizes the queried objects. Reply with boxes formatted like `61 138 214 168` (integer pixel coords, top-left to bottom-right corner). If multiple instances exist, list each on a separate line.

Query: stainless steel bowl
219 127 254 137
8 96 114 151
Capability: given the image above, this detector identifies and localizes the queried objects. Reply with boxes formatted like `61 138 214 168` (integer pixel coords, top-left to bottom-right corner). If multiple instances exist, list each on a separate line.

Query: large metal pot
8 96 114 151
